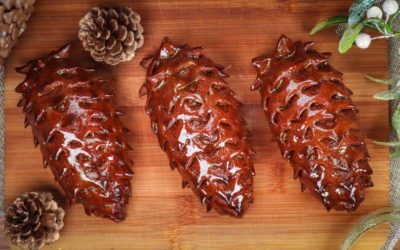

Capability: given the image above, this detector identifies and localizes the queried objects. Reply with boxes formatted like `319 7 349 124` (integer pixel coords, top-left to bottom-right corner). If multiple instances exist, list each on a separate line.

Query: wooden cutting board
3 0 390 249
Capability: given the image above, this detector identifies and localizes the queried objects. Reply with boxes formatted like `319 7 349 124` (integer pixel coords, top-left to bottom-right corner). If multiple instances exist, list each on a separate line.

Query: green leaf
373 89 400 100
341 207 400 250
339 22 365 53
365 75 397 84
393 105 400 139
363 23 381 33
373 140 400 146
364 17 393 35
348 0 377 25
389 11 400 28
391 151 400 157
310 16 348 35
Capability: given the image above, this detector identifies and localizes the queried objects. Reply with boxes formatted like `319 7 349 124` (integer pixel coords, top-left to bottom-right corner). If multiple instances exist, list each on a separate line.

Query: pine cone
15 44 134 222
78 4 144 65
4 192 65 250
252 35 373 211
0 0 35 65
335 24 346 39
140 38 255 217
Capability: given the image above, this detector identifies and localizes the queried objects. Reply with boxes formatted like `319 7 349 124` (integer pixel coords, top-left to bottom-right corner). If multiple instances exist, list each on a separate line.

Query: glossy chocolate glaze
252 35 373 211
15 44 133 222
140 38 255 217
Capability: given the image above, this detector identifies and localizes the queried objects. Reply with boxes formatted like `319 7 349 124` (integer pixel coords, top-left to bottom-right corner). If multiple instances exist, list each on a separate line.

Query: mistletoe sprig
311 0 400 151
311 0 400 53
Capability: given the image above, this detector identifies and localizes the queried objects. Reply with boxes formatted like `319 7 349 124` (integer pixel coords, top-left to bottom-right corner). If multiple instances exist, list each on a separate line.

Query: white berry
367 6 383 18
383 0 399 16
355 33 372 49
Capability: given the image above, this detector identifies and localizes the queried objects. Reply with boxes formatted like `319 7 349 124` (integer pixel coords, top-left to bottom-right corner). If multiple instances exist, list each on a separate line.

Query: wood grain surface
3 0 390 249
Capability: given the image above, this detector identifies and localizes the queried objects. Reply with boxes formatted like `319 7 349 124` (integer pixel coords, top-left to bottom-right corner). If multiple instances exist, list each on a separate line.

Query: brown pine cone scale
141 38 255 217
252 35 373 211
15 44 133 222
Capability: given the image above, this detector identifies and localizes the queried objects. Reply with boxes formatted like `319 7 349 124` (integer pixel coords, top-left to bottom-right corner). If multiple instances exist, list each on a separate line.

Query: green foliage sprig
311 0 400 53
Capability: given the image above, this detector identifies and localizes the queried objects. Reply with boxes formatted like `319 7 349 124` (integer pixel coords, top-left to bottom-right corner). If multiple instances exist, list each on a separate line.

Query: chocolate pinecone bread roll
16 44 133 222
140 38 255 217
252 35 373 211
